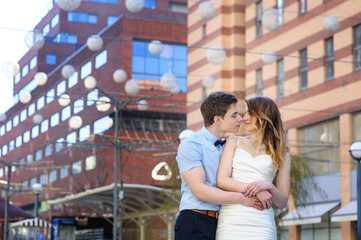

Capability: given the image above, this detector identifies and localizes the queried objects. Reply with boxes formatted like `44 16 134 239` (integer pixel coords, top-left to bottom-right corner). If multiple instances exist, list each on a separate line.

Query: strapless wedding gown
216 148 277 240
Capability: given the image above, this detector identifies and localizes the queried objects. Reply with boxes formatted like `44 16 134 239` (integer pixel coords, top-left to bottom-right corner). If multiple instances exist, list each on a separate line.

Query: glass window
13 93 19 105
354 111 361 141
46 54 57 65
22 180 28 189
55 138 64 152
67 12 98 24
14 72 21 84
169 2 187 13
35 148 42 161
51 13 59 28
6 120 11 132
21 64 29 77
256 68 263 96
73 99 84 114
28 103 35 116
94 116 112 134
40 173 46 185
40 119 49 133
44 144 52 157
30 177 37 187
95 50 107 69
37 96 45 110
23 131 30 143
9 140 15 151
0 168 3 178
325 37 334 81
50 113 59 127
353 24 361 71
79 125 90 142
107 16 118 25
81 61 92 79
277 59 284 98
13 115 19 127
15 135 22 148
18 157 25 168
60 167 68 179
20 109 27 122
83 0 118 4
32 125 39 138
30 56 37 70
56 80 66 96
68 71 78 88
85 155 96 171
26 153 33 164
299 0 307 14
0 125 4 136
53 33 78 44
256 1 262 38
72 160 82 175
61 106 71 121
42 23 50 36
300 49 308 90
87 89 98 106
49 170 57 183
277 0 284 27
66 131 77 146
144 0 156 9
46 89 55 103
2 145 7 156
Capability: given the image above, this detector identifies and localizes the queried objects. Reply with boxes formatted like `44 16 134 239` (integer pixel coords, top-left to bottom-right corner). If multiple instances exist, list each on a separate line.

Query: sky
0 0 52 113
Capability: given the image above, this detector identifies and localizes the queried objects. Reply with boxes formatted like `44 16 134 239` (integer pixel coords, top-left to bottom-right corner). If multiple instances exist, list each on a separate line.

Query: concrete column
166 214 176 240
139 217 147 240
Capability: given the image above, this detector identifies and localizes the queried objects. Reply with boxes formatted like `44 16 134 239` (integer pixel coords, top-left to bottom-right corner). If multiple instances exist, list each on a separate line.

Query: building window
79 125 90 142
55 138 64 152
31 125 39 139
35 148 42 161
23 131 30 143
40 174 46 185
52 33 78 44
202 24 207 38
300 48 308 90
299 0 307 15
256 1 262 38
49 170 57 183
66 131 77 146
27 153 33 164
9 140 15 152
42 24 50 36
40 119 49 133
144 0 156 9
132 40 188 92
325 37 334 81
18 158 25 168
30 56 37 70
2 145 7 156
94 116 112 134
51 13 59 28
56 80 66 96
22 180 28 189
256 68 263 96
83 0 118 4
169 2 187 13
15 135 22 148
61 106 71 121
28 103 35 116
277 59 284 98
21 64 29 77
81 61 92 79
44 144 53 157
13 115 19 127
354 111 361 141
30 177 37 187
68 12 98 24
87 89 98 106
14 72 21 84
107 16 118 25
277 0 284 26
85 155 96 171
20 109 27 122
72 160 82 175
68 71 78 88
50 113 60 127
60 167 68 179
353 24 361 71
46 89 55 103
73 99 84 114
37 96 45 110
95 50 107 69
46 54 57 65
13 93 19 105
298 118 340 175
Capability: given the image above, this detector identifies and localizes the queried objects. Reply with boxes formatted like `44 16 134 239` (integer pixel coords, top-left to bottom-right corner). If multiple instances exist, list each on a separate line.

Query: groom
174 91 269 240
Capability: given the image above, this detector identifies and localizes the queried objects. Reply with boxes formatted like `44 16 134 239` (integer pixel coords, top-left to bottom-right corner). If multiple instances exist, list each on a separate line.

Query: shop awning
279 202 340 226
10 217 52 228
331 200 357 222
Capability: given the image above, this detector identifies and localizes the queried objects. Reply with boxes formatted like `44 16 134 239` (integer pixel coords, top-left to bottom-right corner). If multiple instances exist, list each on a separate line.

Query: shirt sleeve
176 139 203 174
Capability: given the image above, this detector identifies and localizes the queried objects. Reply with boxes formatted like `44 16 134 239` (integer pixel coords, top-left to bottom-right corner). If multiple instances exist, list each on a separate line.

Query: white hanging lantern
33 114 43 125
262 50 277 65
113 69 127 83
34 72 48 86
69 115 83 129
148 40 164 55
84 76 97 89
105 117 114 128
96 96 111 112
57 0 82 11
125 79 140 95
137 100 148 111
262 8 283 32
87 35 103 51
24 30 45 51
170 84 181 94
197 1 215 20
0 113 6 122
61 65 76 78
202 75 215 89
125 0 144 13
160 72 178 90
323 16 339 33
1 60 20 78
19 91 32 104
206 46 226 65
58 94 71 107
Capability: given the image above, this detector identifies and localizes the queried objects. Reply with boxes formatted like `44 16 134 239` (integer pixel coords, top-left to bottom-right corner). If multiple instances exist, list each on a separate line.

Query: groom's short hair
200 91 238 126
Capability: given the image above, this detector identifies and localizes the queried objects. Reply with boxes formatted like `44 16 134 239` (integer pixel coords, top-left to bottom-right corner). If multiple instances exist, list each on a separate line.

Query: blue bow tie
214 139 226 147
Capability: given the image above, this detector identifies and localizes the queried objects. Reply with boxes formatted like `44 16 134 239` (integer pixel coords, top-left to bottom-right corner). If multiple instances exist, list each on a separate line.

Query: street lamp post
349 141 361 239
32 183 42 240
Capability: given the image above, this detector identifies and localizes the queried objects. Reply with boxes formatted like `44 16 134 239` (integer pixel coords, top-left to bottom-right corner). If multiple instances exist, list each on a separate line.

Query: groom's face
218 103 242 134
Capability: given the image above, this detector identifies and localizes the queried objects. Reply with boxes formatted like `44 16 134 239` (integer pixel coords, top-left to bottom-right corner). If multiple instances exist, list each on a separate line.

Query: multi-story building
187 0 361 239
0 0 188 239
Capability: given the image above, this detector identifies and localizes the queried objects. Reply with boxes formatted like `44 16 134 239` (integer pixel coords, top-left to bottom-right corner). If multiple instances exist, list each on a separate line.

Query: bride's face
242 106 257 134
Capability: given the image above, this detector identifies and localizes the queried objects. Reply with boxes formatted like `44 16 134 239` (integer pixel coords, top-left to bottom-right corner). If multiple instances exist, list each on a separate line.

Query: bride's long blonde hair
246 96 289 169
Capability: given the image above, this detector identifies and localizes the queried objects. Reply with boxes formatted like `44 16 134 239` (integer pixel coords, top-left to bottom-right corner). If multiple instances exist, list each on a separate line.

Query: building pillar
340 114 355 240
166 214 176 240
139 217 148 240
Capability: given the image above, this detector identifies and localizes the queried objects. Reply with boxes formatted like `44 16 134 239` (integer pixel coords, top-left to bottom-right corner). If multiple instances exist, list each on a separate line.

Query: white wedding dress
216 147 277 240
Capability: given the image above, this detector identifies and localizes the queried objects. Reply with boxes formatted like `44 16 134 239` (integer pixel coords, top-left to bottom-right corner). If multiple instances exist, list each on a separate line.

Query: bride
216 96 291 240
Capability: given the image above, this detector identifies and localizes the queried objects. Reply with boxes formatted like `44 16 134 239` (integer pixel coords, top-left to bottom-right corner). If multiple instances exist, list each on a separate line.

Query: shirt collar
200 126 220 144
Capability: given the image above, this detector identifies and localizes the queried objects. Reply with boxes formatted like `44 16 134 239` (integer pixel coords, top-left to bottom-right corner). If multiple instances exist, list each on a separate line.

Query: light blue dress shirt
176 126 225 212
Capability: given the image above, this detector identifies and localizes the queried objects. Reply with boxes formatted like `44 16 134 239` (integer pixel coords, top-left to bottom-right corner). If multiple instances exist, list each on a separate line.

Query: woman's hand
256 191 273 209
243 181 273 197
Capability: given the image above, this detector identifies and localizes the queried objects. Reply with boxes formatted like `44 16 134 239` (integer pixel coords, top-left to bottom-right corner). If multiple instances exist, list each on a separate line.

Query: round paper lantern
105 117 114 128
32 183 42 194
19 91 31 104
96 96 111 112
113 69 127 83
125 0 144 13
0 113 6 122
197 1 215 20
33 114 43 125
24 30 45 51
137 100 148 111
58 94 71 107
262 8 283 32
34 72 48 86
262 51 277 65
84 76 97 89
170 84 181 94
87 35 103 51
178 129 195 142
1 60 20 78
69 115 83 129
202 75 215 89
148 40 163 55
125 79 140 95
160 72 178 90
57 0 82 11
206 46 226 65
61 64 75 78
323 16 339 33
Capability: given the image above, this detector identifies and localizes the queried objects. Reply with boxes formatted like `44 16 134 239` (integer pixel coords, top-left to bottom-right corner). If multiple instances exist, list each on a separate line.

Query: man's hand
243 196 264 211
256 191 273 209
